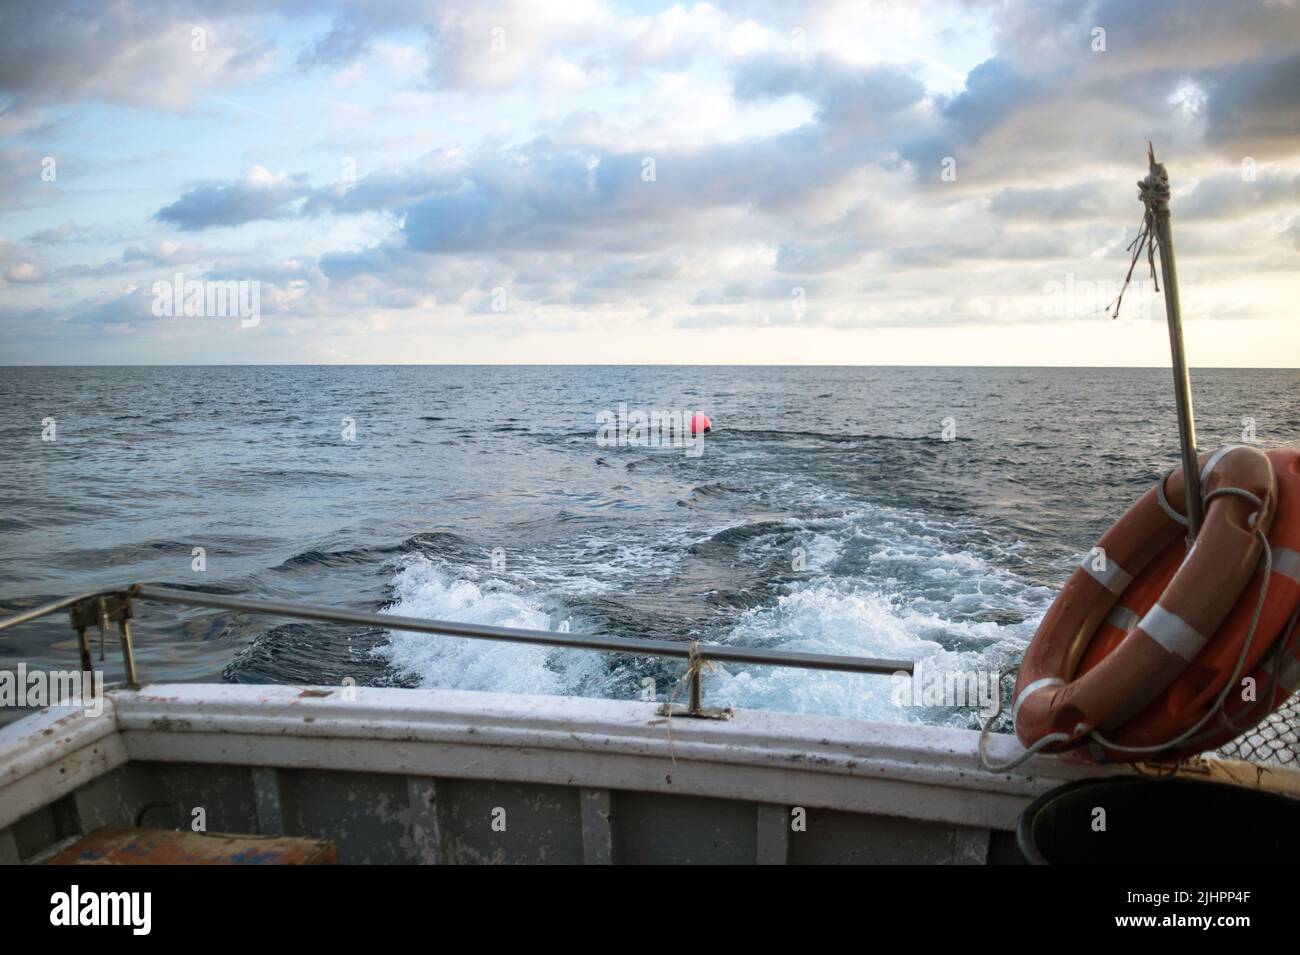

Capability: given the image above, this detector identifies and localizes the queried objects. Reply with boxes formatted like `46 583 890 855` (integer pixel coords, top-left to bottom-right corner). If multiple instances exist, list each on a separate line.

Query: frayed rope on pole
1109 142 1168 320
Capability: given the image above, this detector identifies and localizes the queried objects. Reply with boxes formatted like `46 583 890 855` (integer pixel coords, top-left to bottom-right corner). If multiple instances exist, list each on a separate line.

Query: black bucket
1018 775 1300 864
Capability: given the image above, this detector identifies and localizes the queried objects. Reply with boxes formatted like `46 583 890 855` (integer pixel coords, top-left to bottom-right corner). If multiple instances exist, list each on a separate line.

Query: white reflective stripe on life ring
1081 552 1134 594
1139 604 1207 662
1199 445 1248 484
1012 677 1064 729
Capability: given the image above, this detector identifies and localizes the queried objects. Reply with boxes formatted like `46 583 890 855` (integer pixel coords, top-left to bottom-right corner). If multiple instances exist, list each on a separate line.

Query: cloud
155 166 311 230
424 0 608 90
301 161 466 217
5 0 1300 363
319 243 408 280
1179 168 1300 219
0 144 56 209
298 13 378 70
0 238 42 286
937 56 1037 139
0 0 274 110
25 222 81 244
774 240 863 273
992 0 1300 75
121 240 203 266
1200 49 1300 154
5 261 41 283
732 52 928 127
988 182 1127 223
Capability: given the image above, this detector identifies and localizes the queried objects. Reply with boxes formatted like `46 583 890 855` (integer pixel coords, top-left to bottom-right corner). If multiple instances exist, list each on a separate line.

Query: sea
2 365 1297 728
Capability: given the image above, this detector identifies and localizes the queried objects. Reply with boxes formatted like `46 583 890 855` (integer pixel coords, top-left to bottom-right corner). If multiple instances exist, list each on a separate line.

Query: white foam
702 501 1048 725
801 531 843 571
706 578 1030 725
375 501 1050 728
375 557 603 695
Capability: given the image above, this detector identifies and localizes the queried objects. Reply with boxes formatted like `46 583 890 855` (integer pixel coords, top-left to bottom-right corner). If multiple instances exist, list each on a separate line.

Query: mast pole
1143 143 1203 541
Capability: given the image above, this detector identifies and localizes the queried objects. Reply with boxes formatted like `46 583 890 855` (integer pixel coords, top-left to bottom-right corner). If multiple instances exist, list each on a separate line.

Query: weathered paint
106 682 1120 830
1 682 1295 864
0 698 126 831
48 827 337 865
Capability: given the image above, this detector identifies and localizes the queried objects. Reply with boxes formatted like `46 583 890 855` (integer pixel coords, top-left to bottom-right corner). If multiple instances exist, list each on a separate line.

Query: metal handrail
0 583 913 717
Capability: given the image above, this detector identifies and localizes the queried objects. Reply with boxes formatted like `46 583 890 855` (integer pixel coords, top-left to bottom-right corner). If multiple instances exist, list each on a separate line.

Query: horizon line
2 363 1297 371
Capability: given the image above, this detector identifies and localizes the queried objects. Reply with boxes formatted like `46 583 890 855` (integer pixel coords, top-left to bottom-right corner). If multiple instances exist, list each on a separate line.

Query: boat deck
0 682 1144 864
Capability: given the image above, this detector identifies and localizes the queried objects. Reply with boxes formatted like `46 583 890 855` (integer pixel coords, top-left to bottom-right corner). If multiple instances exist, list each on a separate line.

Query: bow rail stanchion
1112 143 1203 541
0 584 913 714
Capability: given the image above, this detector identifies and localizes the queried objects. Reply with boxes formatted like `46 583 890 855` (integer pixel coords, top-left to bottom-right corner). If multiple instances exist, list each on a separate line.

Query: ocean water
2 365 1297 728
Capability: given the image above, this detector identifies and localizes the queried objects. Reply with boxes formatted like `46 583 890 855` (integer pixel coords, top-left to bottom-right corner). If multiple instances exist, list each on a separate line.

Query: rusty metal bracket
68 591 139 688
657 642 733 721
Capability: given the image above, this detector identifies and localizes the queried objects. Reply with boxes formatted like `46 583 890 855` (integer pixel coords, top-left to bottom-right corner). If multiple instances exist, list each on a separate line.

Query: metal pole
75 626 92 674
118 618 139 688
129 583 915 676
1145 144 1203 540
1 590 106 631
7 584 915 692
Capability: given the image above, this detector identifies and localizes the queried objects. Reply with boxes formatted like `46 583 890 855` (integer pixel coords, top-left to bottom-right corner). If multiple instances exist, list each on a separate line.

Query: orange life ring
1078 449 1300 760
1013 445 1277 755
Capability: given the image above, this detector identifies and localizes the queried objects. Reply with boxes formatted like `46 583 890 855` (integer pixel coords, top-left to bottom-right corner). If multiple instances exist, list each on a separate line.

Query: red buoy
690 412 712 436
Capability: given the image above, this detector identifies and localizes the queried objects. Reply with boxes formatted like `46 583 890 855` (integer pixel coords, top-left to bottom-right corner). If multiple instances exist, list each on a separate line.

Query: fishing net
1212 609 1300 768
1216 695 1300 767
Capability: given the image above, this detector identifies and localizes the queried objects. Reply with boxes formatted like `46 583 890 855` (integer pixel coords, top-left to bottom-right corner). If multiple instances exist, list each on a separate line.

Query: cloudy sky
1 0 1297 365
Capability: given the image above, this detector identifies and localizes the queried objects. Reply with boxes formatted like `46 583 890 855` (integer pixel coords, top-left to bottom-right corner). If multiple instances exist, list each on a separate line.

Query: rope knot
1137 165 1170 213
685 640 715 681
1109 144 1175 320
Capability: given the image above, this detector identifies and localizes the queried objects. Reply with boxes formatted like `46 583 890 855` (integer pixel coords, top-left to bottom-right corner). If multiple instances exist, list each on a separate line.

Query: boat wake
376 498 1052 728
376 558 607 697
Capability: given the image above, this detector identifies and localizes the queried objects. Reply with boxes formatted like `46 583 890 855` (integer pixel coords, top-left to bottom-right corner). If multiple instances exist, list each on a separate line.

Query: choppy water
2 366 1297 728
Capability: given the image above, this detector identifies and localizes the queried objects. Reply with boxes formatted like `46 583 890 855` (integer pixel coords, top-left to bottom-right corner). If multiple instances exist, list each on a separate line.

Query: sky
0 0 1297 366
